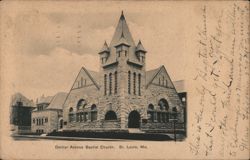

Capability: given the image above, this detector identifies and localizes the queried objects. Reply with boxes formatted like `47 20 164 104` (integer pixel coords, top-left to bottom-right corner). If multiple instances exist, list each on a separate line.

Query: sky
3 1 193 100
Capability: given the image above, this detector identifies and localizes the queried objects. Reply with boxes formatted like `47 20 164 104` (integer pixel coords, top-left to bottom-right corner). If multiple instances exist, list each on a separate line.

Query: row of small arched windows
68 100 97 122
158 76 168 87
147 98 177 123
128 71 141 96
104 72 118 96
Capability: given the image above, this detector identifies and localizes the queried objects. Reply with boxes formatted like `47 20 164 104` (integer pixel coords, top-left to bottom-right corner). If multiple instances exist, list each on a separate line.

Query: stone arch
105 110 117 120
76 99 86 110
90 104 97 121
128 110 141 128
91 104 97 110
58 117 63 129
68 107 74 122
158 98 169 110
69 107 73 112
148 103 154 110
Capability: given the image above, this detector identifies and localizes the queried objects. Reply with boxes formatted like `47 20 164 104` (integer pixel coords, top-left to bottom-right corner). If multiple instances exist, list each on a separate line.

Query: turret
135 40 146 63
98 41 110 64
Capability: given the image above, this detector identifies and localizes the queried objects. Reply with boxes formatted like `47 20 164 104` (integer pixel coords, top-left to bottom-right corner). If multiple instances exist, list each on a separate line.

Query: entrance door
128 110 140 128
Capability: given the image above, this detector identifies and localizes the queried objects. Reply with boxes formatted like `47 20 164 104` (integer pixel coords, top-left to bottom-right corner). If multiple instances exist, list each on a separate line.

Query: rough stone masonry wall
32 110 60 133
146 84 184 123
63 84 101 130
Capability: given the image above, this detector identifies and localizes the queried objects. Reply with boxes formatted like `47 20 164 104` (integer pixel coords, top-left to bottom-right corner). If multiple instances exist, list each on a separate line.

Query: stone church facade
63 12 184 132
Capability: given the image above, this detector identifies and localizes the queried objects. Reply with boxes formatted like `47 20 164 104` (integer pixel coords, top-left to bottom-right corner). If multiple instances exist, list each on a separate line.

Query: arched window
91 104 97 110
69 107 74 122
91 104 97 121
138 74 141 96
105 110 117 120
76 99 86 110
133 72 136 95
159 78 161 85
69 107 73 112
158 98 169 110
109 73 112 95
114 71 117 94
147 104 154 122
162 77 165 86
165 80 168 87
128 71 131 94
104 74 107 95
148 104 154 110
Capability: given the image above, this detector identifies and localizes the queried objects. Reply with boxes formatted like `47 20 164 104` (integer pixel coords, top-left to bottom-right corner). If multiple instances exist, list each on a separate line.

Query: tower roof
110 11 135 48
136 40 146 53
99 41 110 54
103 11 141 64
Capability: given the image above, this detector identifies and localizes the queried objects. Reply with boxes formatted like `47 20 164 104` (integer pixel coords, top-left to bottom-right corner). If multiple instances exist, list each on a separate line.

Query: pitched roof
11 92 35 107
136 40 146 53
145 67 162 86
37 95 53 104
47 92 68 110
173 80 186 93
146 65 176 89
82 67 100 89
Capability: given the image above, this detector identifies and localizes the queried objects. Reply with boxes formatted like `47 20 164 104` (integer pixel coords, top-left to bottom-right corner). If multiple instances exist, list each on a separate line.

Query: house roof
11 92 35 107
37 95 53 104
47 92 68 110
173 80 185 93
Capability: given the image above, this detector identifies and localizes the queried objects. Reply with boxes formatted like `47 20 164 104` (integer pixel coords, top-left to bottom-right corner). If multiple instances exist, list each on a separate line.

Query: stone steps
128 128 145 133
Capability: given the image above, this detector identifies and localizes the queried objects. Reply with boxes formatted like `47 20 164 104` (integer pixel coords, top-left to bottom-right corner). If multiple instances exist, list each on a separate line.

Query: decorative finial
120 10 125 20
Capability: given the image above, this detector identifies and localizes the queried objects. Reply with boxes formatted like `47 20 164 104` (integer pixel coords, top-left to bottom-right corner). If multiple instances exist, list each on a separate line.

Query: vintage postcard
0 0 249 159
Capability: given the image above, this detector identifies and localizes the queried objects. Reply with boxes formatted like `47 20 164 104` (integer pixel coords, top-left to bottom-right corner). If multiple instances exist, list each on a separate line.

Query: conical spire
110 11 135 48
99 41 110 54
136 40 146 53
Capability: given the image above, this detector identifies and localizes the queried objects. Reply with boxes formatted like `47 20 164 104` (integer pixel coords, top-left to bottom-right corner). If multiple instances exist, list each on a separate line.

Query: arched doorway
105 110 117 120
128 110 140 128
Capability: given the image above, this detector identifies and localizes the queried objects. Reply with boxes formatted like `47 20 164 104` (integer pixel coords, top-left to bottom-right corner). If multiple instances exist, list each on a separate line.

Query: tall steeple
99 11 142 65
110 11 135 48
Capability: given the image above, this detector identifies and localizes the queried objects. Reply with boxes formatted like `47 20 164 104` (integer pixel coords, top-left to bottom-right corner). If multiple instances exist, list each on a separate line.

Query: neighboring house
62 12 185 133
31 92 67 134
10 93 35 134
173 80 187 133
173 80 187 106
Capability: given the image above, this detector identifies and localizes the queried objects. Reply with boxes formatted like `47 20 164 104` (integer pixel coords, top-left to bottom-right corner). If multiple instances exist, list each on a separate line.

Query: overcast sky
3 1 195 100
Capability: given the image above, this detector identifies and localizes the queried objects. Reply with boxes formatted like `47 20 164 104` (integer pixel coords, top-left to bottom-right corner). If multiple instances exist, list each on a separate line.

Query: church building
62 12 184 133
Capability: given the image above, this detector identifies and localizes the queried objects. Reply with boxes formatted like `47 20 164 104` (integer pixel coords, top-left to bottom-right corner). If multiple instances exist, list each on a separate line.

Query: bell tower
97 11 147 128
